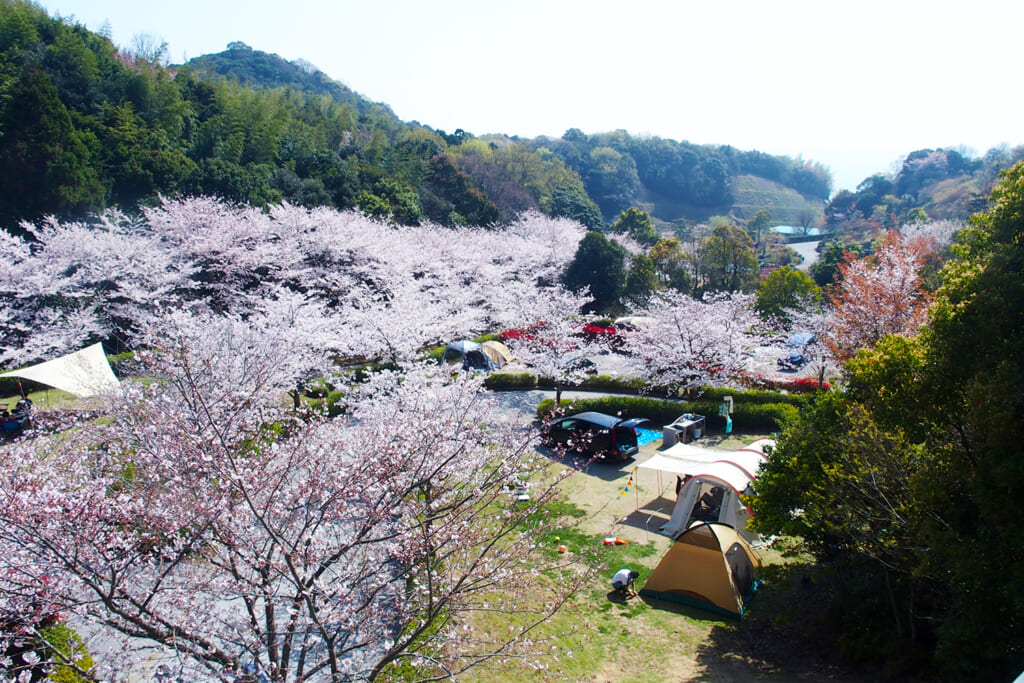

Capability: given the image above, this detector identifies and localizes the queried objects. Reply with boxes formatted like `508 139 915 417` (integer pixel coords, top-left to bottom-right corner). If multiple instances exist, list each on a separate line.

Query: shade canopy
0 343 120 398
639 439 775 543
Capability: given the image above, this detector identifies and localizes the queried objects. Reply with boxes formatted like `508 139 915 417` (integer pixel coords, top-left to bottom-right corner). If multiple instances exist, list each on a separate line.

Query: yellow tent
481 340 516 368
640 522 761 618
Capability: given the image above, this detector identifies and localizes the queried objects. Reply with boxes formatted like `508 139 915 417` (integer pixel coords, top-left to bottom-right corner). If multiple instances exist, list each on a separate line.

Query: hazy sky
42 0 1024 193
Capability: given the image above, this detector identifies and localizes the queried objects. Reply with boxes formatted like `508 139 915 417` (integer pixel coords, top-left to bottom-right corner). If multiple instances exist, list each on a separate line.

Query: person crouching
611 568 639 598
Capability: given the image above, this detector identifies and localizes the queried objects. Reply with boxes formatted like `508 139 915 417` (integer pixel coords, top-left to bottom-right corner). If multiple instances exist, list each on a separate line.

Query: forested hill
0 1 839 234
185 41 396 122
184 43 835 228
5 0 1004 237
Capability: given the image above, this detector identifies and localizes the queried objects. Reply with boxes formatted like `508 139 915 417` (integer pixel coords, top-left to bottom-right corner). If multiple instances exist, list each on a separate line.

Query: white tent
0 343 120 398
638 439 775 545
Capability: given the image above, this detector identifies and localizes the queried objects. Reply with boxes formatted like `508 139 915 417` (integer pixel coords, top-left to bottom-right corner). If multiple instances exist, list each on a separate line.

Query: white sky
42 0 1024 193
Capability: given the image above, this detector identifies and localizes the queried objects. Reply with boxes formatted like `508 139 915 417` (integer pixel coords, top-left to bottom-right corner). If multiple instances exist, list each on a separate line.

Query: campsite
459 412 889 683
0 357 889 682
3 3 1023 677
2 182 1021 679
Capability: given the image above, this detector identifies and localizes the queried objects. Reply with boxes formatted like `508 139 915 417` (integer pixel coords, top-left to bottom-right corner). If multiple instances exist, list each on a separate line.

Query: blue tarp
635 427 661 447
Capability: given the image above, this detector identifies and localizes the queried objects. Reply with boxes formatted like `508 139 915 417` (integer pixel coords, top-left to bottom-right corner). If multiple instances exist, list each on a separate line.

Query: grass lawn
2 387 85 412
461 429 881 682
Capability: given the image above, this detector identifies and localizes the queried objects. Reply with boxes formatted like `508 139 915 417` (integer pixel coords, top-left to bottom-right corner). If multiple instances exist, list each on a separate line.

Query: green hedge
484 372 538 390
532 375 807 406
535 395 798 433
533 377 803 403
694 386 804 406
564 375 647 393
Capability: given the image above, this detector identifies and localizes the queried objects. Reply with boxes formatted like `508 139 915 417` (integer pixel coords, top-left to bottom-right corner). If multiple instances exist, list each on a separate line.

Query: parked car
540 411 648 462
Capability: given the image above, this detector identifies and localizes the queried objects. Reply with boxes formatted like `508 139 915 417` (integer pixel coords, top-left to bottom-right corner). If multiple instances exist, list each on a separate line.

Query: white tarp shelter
639 439 775 545
0 343 120 398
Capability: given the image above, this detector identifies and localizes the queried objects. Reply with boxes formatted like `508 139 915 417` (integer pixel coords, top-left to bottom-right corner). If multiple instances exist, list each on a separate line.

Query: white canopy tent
638 439 775 545
0 343 120 398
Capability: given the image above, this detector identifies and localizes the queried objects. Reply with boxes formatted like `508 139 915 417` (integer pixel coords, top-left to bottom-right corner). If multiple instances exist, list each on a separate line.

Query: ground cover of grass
460 430 894 682
2 387 78 411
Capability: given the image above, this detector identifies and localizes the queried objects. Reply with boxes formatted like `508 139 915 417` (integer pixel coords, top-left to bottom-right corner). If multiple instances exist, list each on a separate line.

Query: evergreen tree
752 163 1024 679
699 224 759 293
562 232 627 313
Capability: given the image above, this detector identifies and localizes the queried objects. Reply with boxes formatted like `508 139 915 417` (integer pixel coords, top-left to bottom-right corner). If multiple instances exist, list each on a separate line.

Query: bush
768 376 831 393
696 386 805 406
531 379 805 406
534 374 646 393
321 389 346 417
39 622 94 682
484 372 537 390
536 395 798 432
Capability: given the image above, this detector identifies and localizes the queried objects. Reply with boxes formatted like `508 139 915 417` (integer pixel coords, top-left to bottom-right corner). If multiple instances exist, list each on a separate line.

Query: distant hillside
7 2 999 237
824 146 1024 240
179 43 836 230
527 130 830 229
729 175 824 226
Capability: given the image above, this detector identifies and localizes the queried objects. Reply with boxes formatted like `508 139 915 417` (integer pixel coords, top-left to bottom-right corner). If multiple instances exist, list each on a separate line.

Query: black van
540 411 648 462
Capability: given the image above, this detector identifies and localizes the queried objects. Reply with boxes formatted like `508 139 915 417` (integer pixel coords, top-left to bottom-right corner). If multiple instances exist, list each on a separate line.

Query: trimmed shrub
484 372 537 390
695 386 804 406
39 622 94 683
536 395 798 433
531 380 804 407
534 374 647 393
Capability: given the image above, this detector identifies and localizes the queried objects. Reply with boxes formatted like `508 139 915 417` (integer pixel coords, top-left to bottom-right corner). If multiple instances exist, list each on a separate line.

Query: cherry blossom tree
900 218 964 249
0 211 190 366
825 231 934 362
0 316 586 681
623 290 762 393
0 201 588 371
497 287 607 405
0 197 608 680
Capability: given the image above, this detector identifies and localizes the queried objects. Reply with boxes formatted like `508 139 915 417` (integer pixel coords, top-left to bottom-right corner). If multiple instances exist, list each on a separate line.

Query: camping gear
640 522 761 618
638 439 774 545
662 413 705 445
777 351 807 371
0 343 120 397
1 397 32 435
480 340 516 368
778 332 815 370
440 340 498 373
635 427 661 447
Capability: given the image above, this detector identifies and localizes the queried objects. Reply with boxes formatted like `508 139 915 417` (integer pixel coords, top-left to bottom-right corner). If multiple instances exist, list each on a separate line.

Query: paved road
790 240 820 271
